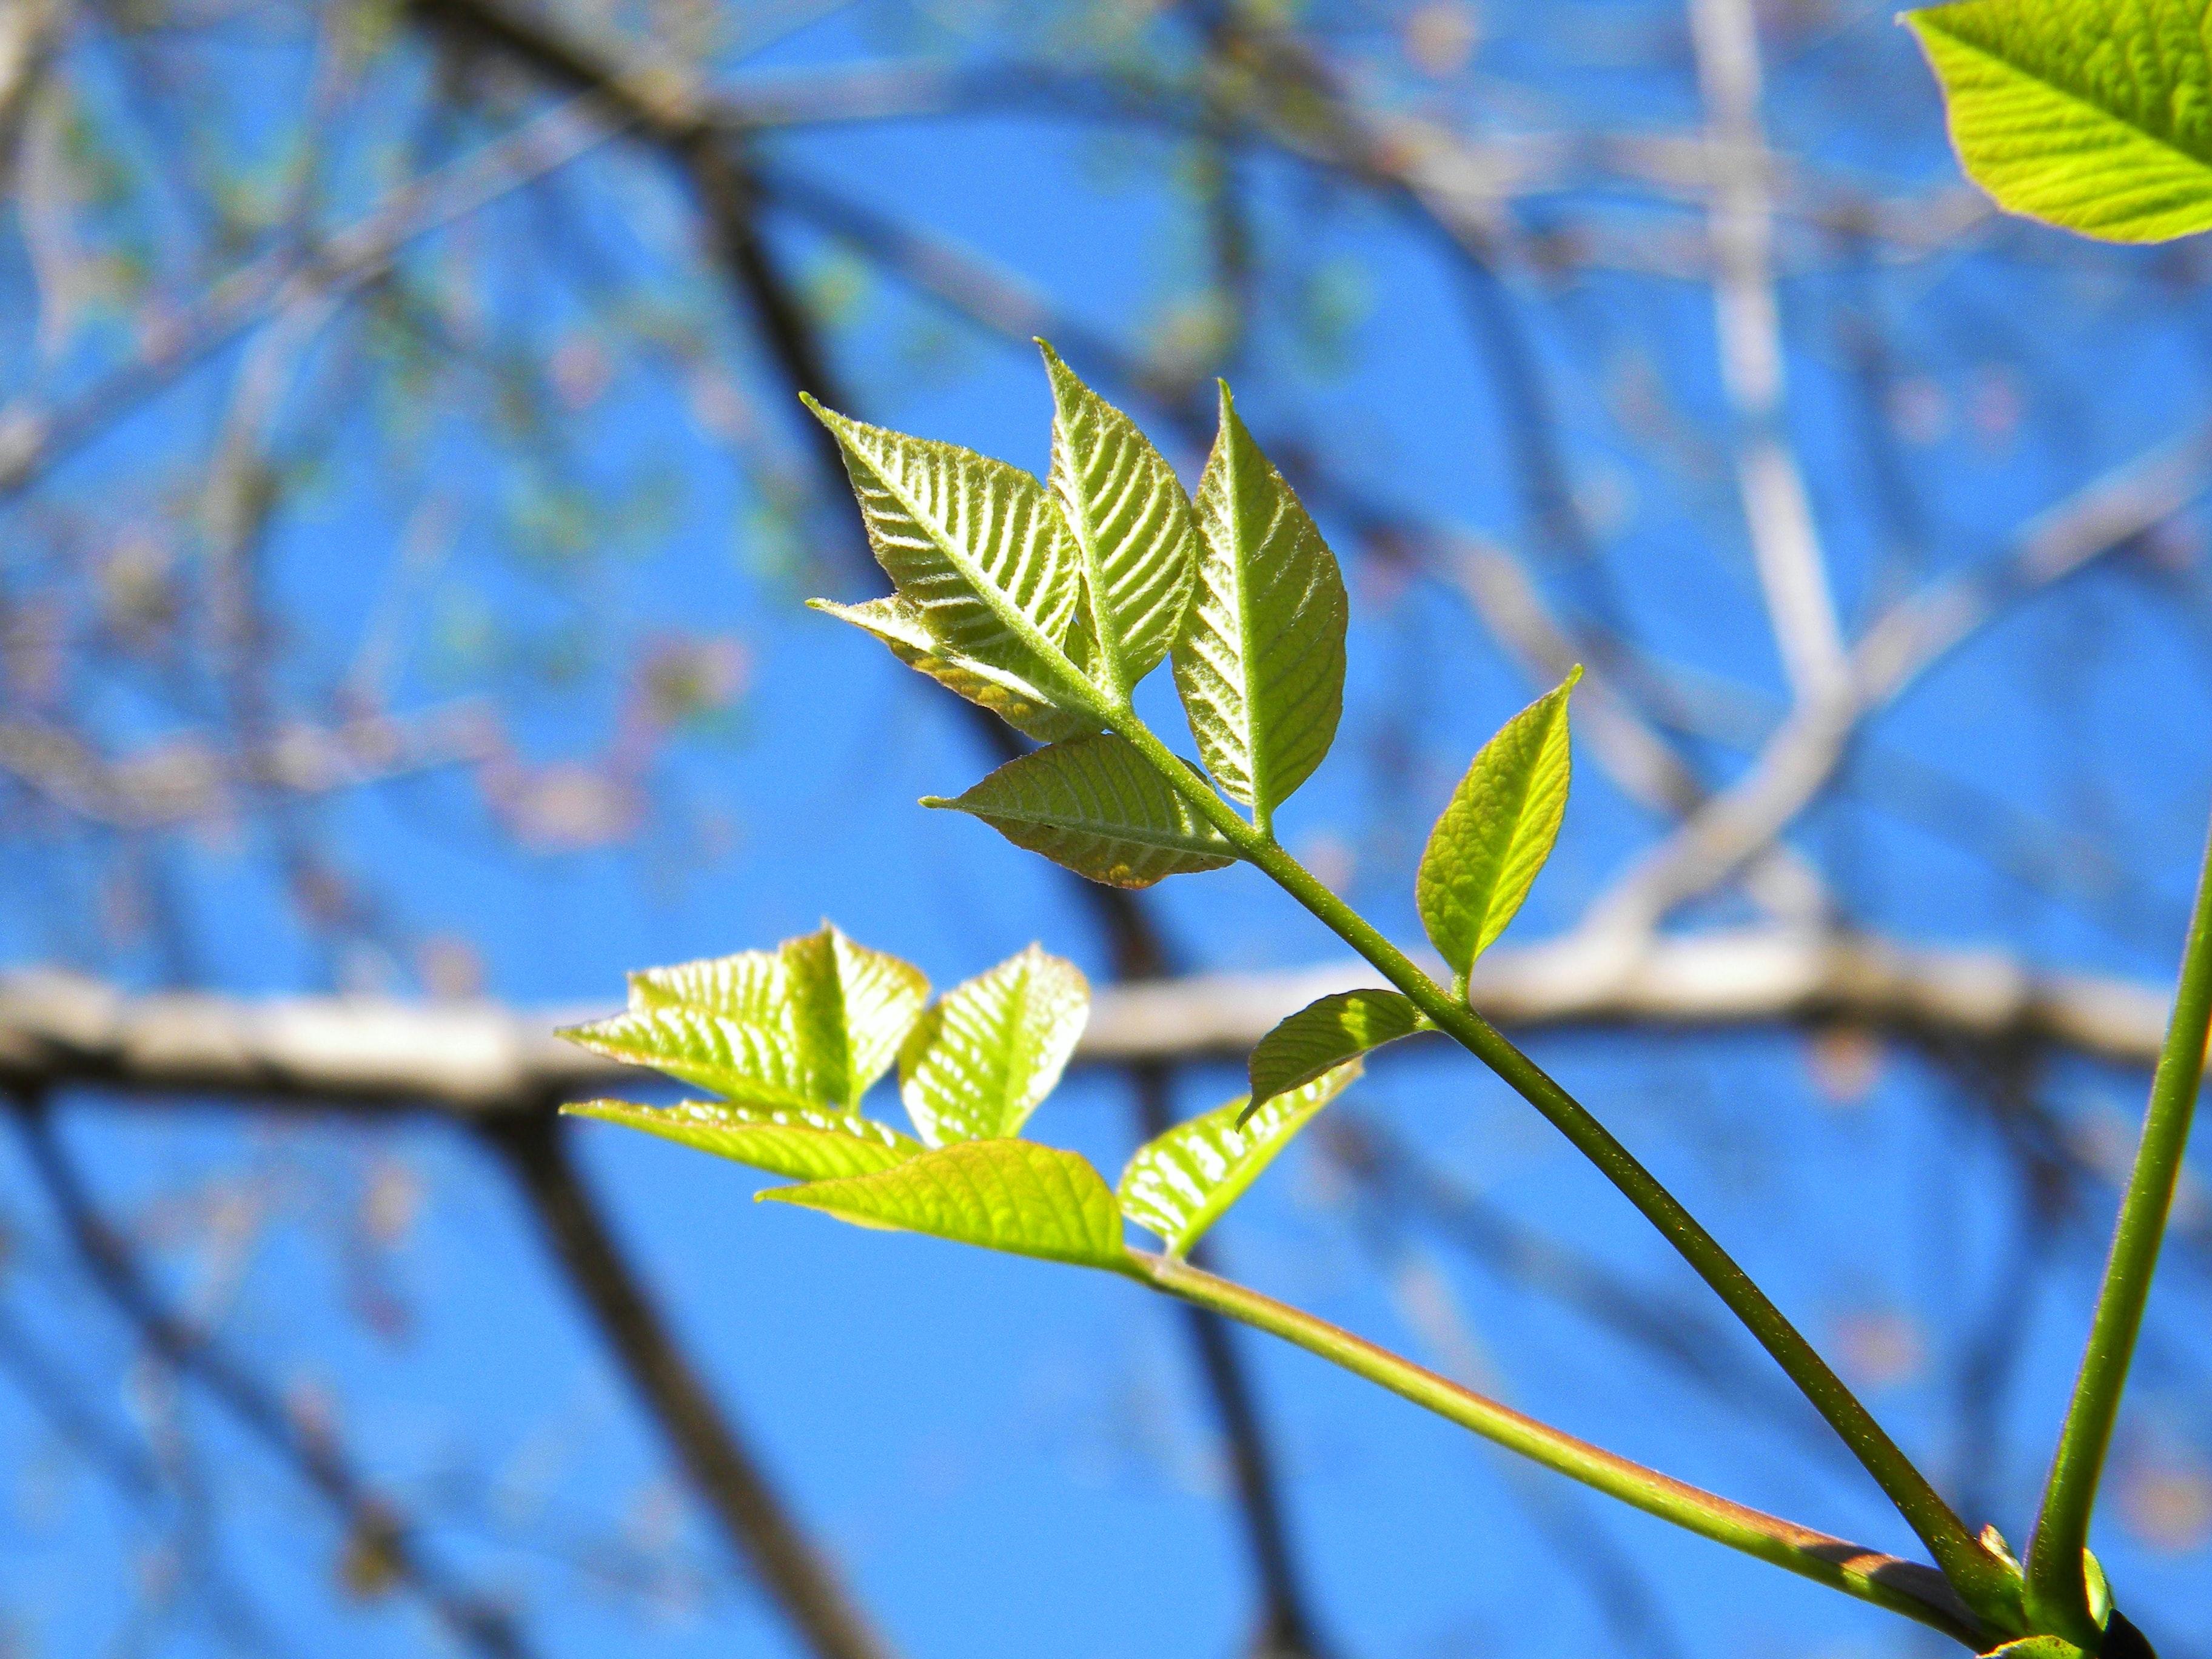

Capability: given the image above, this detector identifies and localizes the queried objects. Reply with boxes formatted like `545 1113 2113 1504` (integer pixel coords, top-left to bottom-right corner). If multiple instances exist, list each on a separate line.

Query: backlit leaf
557 1004 809 1110
809 595 1099 744
1171 383 1348 824
1041 341 1199 697
1417 670 1580 982
565 1099 921 1181
1906 0 2212 243
780 925 931 1108
899 945 1089 1144
1246 990 1430 1118
761 1139 1131 1269
1120 1061 1361 1256
924 734 1237 888
628 947 785 1024
805 397 1092 711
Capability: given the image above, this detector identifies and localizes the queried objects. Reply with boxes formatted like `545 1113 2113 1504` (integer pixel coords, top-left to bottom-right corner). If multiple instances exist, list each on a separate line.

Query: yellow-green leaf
1171 383 1348 823
557 1005 810 1110
1245 990 1430 1118
1119 1061 1362 1256
761 1139 1131 1269
1041 341 1199 697
924 734 1238 888
809 596 1099 745
899 945 1089 1144
805 398 1093 712
1416 670 1580 982
1907 0 2212 243
565 1099 922 1181
780 925 931 1109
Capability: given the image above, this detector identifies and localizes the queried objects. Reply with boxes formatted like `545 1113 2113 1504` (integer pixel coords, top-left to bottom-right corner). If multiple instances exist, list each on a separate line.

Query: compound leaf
1246 990 1430 1118
809 596 1100 744
924 734 1238 888
1907 0 2212 243
899 946 1089 1145
1171 383 1347 824
805 398 1092 711
565 1099 922 1182
1041 341 1199 697
762 1139 1131 1269
1120 1061 1362 1256
1417 670 1580 982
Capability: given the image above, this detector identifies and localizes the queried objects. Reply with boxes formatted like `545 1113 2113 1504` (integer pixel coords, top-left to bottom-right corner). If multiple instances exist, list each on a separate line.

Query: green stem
1133 1253 1988 1647
2025 811 2212 1646
1107 712 2020 1627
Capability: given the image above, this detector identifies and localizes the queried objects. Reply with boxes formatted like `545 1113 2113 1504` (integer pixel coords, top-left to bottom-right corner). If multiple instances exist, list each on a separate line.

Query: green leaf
563 927 928 1112
899 945 1090 1144
1040 341 1199 698
1977 1642 2086 1658
780 925 931 1109
760 1139 1131 1269
558 1004 810 1110
923 734 1238 888
565 1099 922 1181
1906 0 2212 243
1171 382 1348 826
804 398 1093 710
809 596 1100 744
1416 669 1580 983
1245 990 1431 1118
1119 1061 1362 1256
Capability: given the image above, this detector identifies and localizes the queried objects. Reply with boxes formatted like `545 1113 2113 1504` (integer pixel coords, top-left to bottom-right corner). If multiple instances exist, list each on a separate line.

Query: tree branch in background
5 1092 536 1659
481 1110 899 1659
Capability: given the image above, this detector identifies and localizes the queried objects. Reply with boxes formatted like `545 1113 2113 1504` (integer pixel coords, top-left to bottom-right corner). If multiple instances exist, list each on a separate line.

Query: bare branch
7 1094 536 1659
0 929 2172 1124
1689 0 1848 705
483 1112 898 1659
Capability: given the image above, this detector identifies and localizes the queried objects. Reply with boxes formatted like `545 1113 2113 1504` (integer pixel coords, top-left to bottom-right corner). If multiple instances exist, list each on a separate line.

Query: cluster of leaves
561 924 1362 1269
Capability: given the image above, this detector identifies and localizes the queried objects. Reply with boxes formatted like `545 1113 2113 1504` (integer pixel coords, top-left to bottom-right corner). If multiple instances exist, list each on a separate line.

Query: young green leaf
780 924 931 1110
805 398 1093 711
760 1139 1131 1269
565 1099 922 1182
1416 669 1580 984
628 946 786 1024
924 733 1238 888
809 596 1100 744
1906 0 2212 243
1245 989 1431 1119
1040 341 1199 700
899 945 1090 1145
1119 1061 1362 1256
557 1004 810 1111
1171 383 1348 828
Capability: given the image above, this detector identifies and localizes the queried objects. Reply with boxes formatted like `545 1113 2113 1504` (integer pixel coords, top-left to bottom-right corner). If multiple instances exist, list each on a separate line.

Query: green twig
2025 812 2212 1646
1107 711 2022 1627
1131 1253 1988 1646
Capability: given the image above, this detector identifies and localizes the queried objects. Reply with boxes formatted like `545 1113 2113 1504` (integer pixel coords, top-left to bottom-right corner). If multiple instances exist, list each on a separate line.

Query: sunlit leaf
557 1004 809 1110
1041 341 1199 697
565 1099 922 1181
809 595 1099 744
1416 669 1580 983
1907 0 2212 243
1120 1061 1362 1256
780 924 931 1108
924 734 1238 888
1245 989 1430 1118
899 945 1089 1145
1171 383 1348 824
628 947 785 1024
1978 1641 2086 1658
804 397 1093 711
761 1139 1131 1269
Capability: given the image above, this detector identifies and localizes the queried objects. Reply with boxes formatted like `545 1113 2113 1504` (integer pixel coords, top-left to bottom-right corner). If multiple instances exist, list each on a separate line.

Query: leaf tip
917 794 959 810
